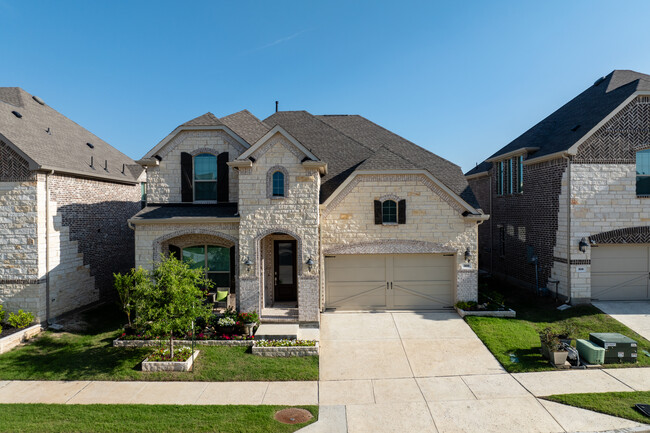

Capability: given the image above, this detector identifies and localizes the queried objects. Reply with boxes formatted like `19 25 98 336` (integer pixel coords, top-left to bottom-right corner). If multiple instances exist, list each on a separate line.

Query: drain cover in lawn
274 408 313 424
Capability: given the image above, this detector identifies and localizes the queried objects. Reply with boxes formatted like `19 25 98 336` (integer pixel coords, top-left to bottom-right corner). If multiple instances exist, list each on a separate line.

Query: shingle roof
182 112 224 127
131 203 238 220
0 87 142 183
221 110 271 144
466 70 650 176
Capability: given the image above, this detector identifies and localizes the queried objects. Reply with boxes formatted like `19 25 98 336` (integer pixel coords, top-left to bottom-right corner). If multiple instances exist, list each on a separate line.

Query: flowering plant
146 346 193 362
256 339 316 347
238 311 259 324
217 317 236 327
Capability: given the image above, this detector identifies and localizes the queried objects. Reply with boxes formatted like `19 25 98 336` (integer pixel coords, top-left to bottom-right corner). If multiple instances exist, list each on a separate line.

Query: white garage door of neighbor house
325 254 455 310
591 245 650 300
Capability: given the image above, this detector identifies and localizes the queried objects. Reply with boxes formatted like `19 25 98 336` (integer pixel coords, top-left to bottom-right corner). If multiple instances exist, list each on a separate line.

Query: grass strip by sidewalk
0 404 318 433
0 305 318 382
464 287 650 372
545 391 650 425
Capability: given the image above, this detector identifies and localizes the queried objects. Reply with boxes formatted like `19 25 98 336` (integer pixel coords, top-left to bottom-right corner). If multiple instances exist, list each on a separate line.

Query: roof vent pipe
90 156 94 168
32 95 45 105
122 164 125 174
275 101 278 113
11 111 22 118
104 160 108 171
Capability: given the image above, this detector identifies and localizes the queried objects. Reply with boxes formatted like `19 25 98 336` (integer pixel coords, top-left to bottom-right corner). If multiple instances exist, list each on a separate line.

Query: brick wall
0 141 34 181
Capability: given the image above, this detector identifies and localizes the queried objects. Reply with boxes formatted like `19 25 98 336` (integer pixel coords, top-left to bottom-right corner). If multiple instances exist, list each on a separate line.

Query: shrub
194 316 207 331
7 310 34 329
238 311 259 324
0 304 5 323
114 267 148 328
455 301 477 310
223 306 238 321
147 346 193 362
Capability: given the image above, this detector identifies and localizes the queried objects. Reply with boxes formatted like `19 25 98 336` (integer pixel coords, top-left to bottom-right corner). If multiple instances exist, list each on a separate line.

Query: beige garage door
591 245 650 300
325 254 455 310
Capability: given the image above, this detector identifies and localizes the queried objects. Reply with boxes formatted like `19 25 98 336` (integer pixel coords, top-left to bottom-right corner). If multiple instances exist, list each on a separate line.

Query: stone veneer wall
237 133 321 322
47 174 141 301
146 130 245 203
320 174 479 304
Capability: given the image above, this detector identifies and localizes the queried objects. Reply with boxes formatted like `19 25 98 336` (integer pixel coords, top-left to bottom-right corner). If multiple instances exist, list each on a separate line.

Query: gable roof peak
181 112 223 127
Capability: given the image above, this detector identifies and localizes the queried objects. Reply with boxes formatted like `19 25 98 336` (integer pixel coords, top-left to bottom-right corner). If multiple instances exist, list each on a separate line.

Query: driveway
317 311 645 433
593 300 650 341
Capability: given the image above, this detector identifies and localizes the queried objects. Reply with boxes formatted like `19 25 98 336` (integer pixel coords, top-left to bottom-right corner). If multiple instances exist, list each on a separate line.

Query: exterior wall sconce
464 248 472 262
578 238 589 253
306 257 314 272
244 257 253 272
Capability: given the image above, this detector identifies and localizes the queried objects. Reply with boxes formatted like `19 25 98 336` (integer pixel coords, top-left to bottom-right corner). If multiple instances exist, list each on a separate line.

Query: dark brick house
0 87 144 323
467 70 650 303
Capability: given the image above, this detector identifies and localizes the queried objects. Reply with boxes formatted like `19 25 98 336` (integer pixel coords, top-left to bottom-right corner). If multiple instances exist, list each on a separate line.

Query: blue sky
2 1 650 172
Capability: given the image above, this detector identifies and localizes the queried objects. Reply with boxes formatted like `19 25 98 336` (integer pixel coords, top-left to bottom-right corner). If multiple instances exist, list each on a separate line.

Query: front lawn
0 305 318 382
0 404 318 433
545 392 650 425
465 284 650 372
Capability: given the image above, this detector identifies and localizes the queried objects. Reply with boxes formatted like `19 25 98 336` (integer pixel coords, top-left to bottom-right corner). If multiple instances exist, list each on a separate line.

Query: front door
274 240 297 302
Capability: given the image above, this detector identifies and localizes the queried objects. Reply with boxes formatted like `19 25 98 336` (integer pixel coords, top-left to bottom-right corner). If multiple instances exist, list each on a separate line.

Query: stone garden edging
113 338 254 347
456 307 516 318
252 342 319 357
142 350 200 372
0 324 43 354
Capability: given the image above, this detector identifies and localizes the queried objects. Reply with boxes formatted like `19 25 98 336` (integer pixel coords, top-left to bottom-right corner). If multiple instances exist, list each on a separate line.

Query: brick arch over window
589 226 650 244
153 229 238 261
266 165 289 199
190 148 219 157
254 227 303 275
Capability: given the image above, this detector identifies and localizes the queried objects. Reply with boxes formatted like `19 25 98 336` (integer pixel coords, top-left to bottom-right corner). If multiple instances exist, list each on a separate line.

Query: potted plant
539 327 568 366
217 316 236 334
238 311 259 336
557 323 577 346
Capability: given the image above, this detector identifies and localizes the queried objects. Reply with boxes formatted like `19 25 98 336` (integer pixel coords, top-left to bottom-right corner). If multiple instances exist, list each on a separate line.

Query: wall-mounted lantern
306 257 314 272
244 257 253 272
578 238 589 253
464 248 472 262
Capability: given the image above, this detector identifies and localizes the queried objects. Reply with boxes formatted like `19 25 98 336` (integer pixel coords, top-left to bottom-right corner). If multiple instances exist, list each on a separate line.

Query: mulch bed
0 325 21 339
274 408 313 425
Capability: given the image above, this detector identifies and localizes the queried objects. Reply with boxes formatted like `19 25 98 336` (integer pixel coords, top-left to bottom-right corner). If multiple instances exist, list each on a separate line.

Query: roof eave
237 125 320 162
129 216 240 225
39 165 140 185
486 147 540 163
465 171 489 180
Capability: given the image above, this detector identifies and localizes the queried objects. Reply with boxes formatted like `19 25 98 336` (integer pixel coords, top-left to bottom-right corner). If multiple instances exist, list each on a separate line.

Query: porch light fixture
578 237 589 253
464 248 472 262
306 257 314 272
244 257 253 271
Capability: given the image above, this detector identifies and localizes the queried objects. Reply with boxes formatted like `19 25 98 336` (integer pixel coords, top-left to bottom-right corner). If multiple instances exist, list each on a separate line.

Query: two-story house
131 110 487 324
0 87 144 323
466 70 650 303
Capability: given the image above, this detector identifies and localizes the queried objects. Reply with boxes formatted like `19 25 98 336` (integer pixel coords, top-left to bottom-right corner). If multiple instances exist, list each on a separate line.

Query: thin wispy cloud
243 29 311 55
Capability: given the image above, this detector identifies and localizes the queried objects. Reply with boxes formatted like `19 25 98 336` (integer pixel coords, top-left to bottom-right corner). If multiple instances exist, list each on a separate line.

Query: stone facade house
132 110 487 324
466 70 650 303
0 88 144 323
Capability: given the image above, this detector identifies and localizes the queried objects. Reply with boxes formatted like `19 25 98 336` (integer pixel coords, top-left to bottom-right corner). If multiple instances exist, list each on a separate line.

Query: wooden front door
274 240 297 302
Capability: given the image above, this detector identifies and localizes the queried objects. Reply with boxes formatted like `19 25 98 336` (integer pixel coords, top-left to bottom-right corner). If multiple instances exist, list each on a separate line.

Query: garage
325 253 455 310
591 245 650 300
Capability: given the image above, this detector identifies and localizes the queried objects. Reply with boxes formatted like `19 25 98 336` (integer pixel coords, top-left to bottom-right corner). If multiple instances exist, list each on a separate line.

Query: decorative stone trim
113 338 253 347
254 228 303 275
266 165 289 199
0 278 43 285
378 194 400 202
157 130 246 159
552 257 592 265
252 342 319 357
0 324 43 355
456 307 516 318
190 148 220 157
142 350 199 372
589 226 650 244
153 228 238 262
323 240 457 255
250 137 305 161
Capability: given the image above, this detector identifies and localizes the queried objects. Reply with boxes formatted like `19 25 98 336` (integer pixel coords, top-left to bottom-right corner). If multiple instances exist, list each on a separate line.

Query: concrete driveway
593 300 650 341
317 311 645 433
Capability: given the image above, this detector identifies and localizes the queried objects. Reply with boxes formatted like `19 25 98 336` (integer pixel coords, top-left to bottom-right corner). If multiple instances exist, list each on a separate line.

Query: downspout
45 170 54 325
490 171 494 275
562 155 572 304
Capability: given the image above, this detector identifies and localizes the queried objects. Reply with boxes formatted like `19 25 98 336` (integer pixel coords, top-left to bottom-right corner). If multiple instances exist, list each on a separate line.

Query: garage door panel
327 283 387 308
591 245 650 300
392 282 453 309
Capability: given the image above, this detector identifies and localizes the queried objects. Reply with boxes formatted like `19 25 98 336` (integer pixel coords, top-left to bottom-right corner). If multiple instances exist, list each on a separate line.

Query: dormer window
272 171 285 197
382 200 397 224
194 153 217 201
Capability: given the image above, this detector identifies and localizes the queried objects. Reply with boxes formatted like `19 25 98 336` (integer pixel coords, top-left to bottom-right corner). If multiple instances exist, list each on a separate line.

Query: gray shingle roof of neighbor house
465 69 650 176
0 87 142 183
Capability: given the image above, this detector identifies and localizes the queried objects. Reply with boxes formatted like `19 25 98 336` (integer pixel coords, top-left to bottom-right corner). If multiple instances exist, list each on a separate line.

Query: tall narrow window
194 153 217 200
496 161 503 195
507 158 513 194
516 155 524 193
382 200 397 223
272 171 285 197
637 149 650 196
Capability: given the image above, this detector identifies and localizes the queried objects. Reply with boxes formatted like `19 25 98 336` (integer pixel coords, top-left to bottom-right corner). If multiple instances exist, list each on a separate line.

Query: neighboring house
0 88 144 323
131 110 487 324
466 70 650 303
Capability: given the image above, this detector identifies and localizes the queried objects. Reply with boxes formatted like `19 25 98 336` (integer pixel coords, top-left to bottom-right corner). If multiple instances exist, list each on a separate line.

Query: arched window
382 200 397 223
194 153 217 200
182 245 230 288
272 171 285 197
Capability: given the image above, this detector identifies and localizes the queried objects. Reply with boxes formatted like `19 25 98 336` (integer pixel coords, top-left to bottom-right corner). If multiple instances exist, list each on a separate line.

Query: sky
2 1 650 173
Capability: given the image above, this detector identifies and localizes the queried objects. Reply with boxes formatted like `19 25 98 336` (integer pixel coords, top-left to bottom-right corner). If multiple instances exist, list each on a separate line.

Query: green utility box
576 339 605 365
589 333 637 363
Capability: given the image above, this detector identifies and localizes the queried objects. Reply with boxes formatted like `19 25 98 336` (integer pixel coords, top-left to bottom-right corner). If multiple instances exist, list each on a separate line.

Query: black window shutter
374 200 382 224
169 244 181 259
229 246 236 293
181 152 193 202
398 199 406 224
217 152 229 202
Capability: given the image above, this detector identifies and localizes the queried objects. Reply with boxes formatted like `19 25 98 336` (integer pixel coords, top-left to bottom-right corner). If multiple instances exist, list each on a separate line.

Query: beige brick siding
147 130 245 203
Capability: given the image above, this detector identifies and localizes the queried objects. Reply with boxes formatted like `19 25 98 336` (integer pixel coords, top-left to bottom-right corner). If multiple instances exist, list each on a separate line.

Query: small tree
114 267 148 328
133 254 213 359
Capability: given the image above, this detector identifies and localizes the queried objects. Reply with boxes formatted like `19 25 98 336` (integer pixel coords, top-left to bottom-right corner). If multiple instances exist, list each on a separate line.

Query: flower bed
114 338 254 348
142 349 199 372
0 324 43 355
252 340 319 357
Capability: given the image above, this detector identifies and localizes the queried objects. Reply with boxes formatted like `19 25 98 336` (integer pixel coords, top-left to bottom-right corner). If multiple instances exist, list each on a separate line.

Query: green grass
0 305 318 382
465 285 650 372
545 392 650 425
0 404 318 433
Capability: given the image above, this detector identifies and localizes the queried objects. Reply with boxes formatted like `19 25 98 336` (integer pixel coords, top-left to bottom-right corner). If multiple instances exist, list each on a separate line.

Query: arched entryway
258 232 301 308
